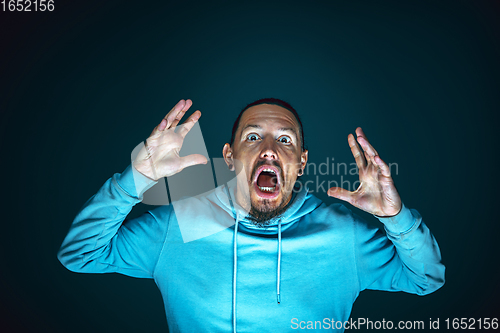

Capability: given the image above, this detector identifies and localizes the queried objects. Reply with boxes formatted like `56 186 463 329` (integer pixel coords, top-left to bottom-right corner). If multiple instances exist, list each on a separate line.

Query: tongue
257 172 276 187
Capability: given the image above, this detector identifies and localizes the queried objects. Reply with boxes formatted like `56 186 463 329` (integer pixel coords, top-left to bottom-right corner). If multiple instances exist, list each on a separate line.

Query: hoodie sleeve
57 164 170 279
353 203 445 295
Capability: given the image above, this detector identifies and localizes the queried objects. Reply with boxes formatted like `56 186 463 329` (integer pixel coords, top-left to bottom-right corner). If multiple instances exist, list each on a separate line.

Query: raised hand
327 127 402 217
133 99 208 180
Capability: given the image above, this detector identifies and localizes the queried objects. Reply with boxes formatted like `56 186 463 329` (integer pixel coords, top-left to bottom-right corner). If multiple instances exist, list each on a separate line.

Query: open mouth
254 165 281 198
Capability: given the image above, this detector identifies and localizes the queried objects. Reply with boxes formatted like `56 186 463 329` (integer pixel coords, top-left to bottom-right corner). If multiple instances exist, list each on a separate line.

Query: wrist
375 203 415 235
374 203 403 218
118 164 158 198
133 162 157 181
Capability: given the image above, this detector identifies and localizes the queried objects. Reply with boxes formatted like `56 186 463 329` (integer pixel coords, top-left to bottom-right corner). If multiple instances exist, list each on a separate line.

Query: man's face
224 104 308 223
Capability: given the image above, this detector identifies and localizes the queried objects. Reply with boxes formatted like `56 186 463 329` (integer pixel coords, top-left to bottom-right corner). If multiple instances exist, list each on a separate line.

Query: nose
259 135 278 161
260 149 277 160
260 139 278 160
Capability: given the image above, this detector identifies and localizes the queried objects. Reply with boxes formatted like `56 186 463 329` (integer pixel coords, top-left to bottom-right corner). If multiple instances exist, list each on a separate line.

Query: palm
328 127 401 217
133 99 207 180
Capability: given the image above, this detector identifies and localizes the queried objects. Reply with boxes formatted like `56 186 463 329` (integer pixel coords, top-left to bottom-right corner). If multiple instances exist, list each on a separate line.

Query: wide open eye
246 133 261 142
277 135 291 144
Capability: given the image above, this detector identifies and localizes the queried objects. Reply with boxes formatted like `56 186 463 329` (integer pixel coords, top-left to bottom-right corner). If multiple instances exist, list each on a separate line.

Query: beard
246 193 292 228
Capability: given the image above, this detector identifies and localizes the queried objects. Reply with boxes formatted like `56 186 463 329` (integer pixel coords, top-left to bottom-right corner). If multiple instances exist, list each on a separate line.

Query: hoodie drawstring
232 218 282 333
231 217 283 332
227 186 284 332
277 218 282 304
232 217 239 333
225 184 239 333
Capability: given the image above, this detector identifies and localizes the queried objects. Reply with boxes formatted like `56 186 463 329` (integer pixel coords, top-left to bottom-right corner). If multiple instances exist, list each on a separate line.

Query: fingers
348 133 366 169
355 127 378 158
178 110 202 138
374 155 391 177
327 187 354 204
184 99 193 110
150 99 192 136
363 151 371 165
179 154 208 170
154 119 168 133
170 99 193 128
353 127 391 177
162 99 184 126
163 99 192 128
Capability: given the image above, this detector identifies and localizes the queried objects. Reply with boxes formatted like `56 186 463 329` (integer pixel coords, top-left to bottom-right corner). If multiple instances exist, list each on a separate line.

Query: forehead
238 104 299 132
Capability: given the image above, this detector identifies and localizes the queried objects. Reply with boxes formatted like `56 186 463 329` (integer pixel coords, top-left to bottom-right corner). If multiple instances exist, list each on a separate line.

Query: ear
223 143 235 171
300 150 308 174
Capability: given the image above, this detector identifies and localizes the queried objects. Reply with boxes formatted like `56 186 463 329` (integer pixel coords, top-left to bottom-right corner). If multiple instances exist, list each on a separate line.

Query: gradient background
1 0 499 332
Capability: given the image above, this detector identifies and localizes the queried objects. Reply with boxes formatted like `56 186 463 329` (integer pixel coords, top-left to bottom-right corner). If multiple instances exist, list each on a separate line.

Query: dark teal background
1 1 499 332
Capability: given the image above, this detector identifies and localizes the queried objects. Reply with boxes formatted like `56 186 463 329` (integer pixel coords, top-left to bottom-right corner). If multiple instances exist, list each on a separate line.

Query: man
58 98 445 332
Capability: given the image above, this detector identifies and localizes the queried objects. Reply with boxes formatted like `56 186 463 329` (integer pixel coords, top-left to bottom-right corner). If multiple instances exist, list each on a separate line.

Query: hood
214 180 322 235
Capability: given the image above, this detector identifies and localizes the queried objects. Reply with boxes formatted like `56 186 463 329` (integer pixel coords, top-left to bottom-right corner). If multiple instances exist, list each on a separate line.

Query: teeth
262 168 276 174
259 186 275 192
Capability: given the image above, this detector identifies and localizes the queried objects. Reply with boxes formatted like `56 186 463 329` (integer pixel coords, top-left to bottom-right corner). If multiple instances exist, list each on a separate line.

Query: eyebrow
241 124 262 132
278 127 298 136
241 124 298 137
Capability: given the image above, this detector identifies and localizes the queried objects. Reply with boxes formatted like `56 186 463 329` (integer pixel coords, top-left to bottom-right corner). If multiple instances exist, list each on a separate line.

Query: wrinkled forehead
237 104 300 136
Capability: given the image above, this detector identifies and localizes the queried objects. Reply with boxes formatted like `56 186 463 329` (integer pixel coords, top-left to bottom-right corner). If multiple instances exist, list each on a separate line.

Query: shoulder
303 192 355 222
147 204 175 223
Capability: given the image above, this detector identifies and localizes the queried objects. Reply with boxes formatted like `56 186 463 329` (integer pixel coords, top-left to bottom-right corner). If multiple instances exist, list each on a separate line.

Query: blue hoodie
58 165 445 332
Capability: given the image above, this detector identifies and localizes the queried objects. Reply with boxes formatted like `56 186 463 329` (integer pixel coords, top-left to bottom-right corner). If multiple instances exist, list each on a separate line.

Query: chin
250 191 282 213
247 188 292 226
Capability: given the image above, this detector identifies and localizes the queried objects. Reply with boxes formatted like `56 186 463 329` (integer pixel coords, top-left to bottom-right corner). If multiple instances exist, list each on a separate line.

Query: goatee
246 198 291 228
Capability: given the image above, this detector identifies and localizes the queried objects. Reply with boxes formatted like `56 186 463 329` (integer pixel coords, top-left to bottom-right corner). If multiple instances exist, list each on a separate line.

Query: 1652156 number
445 318 498 330
1 0 55 11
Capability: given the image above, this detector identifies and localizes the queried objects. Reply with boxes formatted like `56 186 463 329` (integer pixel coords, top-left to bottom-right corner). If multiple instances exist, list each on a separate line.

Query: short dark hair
230 98 305 151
